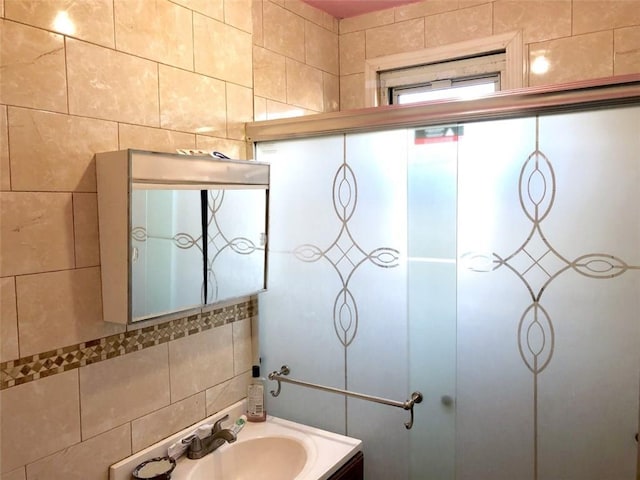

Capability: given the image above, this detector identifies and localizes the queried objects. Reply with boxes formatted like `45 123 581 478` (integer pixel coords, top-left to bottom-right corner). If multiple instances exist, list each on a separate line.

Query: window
392 75 499 104
380 52 505 105
364 32 524 107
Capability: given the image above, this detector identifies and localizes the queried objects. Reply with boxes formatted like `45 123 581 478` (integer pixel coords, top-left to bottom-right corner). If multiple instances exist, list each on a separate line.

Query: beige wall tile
226 83 253 140
394 0 459 22
67 39 159 126
458 0 491 7
331 16 340 34
340 73 365 111
253 46 287 102
494 0 571 43
263 1 305 61
118 124 195 152
615 26 640 75
287 58 324 112
264 99 309 119
305 21 339 74
1 468 25 480
25 424 131 480
73 193 100 267
425 3 492 47
114 0 193 70
285 0 335 31
80 344 170 440
16 268 124 356
339 9 395 34
4 0 115 47
206 371 251 416
225 0 253 32
286 59 324 111
573 0 640 35
131 393 206 452
194 13 253 87
529 31 614 87
159 65 227 136
0 370 80 474
253 0 264 46
8 108 118 192
323 72 340 112
254 96 267 121
366 18 425 59
340 31 365 76
169 324 234 402
0 20 67 113
196 136 247 159
173 0 223 19
0 277 18 362
233 318 252 374
1 105 8 191
0 192 74 276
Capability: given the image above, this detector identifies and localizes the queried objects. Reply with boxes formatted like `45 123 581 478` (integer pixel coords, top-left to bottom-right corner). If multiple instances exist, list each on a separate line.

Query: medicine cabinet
96 150 269 324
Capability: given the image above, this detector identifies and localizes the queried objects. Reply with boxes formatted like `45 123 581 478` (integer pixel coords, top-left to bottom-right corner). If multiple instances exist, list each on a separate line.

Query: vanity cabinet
329 451 364 480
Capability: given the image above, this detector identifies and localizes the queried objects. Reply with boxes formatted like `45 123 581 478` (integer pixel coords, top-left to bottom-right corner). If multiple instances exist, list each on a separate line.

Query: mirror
96 150 269 324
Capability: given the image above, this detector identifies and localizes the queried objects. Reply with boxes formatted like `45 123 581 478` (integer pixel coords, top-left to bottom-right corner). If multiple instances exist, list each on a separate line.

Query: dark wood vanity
329 451 364 480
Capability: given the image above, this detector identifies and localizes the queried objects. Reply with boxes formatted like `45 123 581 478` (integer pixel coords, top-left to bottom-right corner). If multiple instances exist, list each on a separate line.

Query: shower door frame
246 74 640 477
247 75 640 142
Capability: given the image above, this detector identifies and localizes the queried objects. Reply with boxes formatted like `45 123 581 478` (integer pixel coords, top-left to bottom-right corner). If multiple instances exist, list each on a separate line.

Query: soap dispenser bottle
247 365 267 422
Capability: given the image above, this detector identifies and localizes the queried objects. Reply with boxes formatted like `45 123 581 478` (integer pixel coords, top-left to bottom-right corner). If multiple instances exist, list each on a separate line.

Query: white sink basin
110 400 362 480
184 436 307 480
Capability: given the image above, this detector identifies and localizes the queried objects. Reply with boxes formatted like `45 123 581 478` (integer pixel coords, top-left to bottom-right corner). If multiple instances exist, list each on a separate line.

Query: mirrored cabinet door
96 149 269 325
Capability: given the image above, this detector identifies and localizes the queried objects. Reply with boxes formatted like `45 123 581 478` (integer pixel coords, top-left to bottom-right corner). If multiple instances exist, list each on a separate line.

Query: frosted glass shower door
407 128 458 480
257 130 409 480
456 107 640 480
257 102 640 480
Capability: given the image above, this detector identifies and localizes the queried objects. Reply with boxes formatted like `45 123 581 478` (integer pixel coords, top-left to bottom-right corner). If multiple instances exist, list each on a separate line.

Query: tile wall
1 0 639 478
0 0 336 478
252 0 340 119
339 0 640 110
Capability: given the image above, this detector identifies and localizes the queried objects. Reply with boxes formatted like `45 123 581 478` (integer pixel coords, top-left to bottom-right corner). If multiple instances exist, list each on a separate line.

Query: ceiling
302 0 420 19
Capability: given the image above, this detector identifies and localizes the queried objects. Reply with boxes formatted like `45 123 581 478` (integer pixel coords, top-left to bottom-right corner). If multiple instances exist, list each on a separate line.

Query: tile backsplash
1 0 638 478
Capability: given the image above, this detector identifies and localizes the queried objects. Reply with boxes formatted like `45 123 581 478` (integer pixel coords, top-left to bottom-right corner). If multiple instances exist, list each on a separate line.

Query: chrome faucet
185 414 237 459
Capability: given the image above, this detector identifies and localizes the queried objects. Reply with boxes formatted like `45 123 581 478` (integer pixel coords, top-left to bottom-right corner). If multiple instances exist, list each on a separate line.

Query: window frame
364 31 524 108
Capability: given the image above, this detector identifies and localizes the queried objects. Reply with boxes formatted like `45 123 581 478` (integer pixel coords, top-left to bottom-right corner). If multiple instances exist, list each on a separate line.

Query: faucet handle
182 434 203 456
212 414 229 434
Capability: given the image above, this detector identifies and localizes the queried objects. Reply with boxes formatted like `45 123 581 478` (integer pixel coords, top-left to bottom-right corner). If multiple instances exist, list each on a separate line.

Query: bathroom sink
184 436 307 480
110 400 362 480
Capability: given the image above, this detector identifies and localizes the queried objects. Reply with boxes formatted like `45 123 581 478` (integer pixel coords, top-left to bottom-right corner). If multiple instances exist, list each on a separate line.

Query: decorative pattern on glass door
290 136 399 362
462 117 640 480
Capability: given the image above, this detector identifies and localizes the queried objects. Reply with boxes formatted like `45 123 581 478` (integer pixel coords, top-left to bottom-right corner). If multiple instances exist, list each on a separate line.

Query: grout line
11 275 21 359
167 338 173 405
191 10 196 73
71 192 78 268
5 105 12 191
112 0 117 48
63 36 70 115
156 62 162 129
77 364 84 442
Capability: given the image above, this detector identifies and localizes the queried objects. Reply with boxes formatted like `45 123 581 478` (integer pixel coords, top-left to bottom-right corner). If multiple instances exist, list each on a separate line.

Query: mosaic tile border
0 298 257 390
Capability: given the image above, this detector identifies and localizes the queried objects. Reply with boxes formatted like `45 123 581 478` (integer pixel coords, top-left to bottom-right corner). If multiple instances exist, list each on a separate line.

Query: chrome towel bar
268 365 423 429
